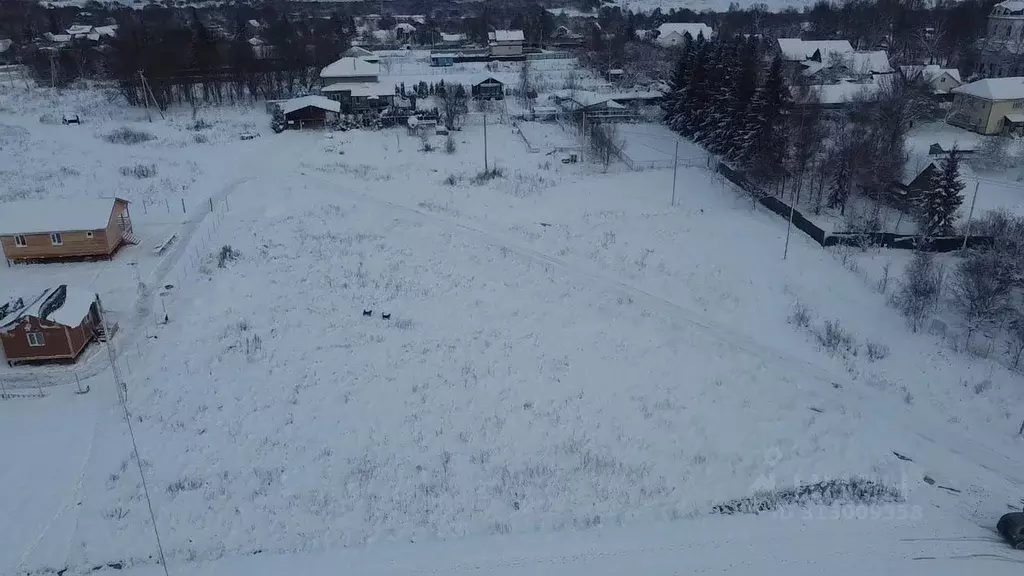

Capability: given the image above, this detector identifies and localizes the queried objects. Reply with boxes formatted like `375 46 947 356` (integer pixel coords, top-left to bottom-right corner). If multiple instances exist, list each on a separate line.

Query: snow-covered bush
817 319 857 356
787 301 812 329
104 127 155 145
218 245 240 268
865 341 889 361
471 167 504 185
119 163 157 179
711 478 903 515
444 135 456 154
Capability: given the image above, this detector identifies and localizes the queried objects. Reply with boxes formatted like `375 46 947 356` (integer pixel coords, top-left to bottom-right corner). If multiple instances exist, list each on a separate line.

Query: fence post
181 198 187 214
209 198 214 212
165 198 170 213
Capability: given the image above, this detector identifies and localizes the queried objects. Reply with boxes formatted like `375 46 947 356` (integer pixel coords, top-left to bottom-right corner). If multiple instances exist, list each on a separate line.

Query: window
85 231 94 239
14 235 26 247
27 332 44 347
50 232 62 246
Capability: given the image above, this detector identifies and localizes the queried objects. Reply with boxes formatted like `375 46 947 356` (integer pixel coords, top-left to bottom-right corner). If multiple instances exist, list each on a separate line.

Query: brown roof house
0 285 106 365
0 197 135 263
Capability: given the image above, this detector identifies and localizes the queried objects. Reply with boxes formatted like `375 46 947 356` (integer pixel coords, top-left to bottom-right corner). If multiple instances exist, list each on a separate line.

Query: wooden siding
0 304 97 363
0 199 130 262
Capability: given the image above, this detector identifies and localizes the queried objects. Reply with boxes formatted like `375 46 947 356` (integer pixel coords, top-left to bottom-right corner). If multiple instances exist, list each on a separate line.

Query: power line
97 298 170 576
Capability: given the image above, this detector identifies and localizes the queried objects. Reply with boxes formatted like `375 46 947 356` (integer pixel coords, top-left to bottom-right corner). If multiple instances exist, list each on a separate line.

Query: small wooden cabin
0 285 104 365
0 197 134 263
472 76 505 100
280 96 341 129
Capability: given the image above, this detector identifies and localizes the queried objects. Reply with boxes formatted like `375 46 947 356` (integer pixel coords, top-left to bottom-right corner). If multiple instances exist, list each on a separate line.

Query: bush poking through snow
119 163 157 179
817 319 856 356
471 167 504 185
895 252 941 332
218 245 240 268
189 118 213 131
104 127 155 145
167 475 204 495
865 341 889 361
788 301 812 329
711 478 903 515
419 133 434 152
444 135 456 154
443 173 460 186
193 133 210 144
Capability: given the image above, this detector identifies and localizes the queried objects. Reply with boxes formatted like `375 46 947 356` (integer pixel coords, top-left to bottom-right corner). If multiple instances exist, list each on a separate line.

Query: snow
776 39 853 62
995 0 1024 13
320 57 380 79
953 77 1024 100
0 197 120 235
280 96 340 115
490 30 525 43
394 23 415 33
441 33 466 43
851 50 892 74
655 22 713 40
0 284 100 330
3 79 1024 576
809 80 880 105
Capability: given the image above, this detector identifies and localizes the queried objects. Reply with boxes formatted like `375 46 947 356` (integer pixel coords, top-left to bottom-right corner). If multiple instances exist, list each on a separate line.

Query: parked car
240 131 260 140
998 512 1024 549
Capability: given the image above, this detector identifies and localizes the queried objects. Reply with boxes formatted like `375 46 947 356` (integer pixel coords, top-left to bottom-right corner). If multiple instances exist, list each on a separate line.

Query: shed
430 52 455 67
472 76 505 99
279 96 341 129
0 285 104 365
0 197 133 263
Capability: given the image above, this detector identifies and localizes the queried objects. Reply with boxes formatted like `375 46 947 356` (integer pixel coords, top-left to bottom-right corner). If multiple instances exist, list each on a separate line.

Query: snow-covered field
2 82 1024 576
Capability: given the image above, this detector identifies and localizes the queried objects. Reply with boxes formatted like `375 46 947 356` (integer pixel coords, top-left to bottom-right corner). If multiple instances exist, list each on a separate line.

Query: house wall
320 75 379 87
106 199 131 251
988 99 1024 133
950 94 994 133
0 200 128 262
0 316 74 362
490 43 523 58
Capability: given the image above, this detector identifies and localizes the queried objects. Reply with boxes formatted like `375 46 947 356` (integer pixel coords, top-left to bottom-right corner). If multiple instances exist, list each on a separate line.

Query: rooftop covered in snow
320 57 380 79
0 285 97 331
777 38 854 62
321 83 394 98
279 96 341 115
656 22 713 40
489 30 525 43
0 197 124 236
952 76 1024 100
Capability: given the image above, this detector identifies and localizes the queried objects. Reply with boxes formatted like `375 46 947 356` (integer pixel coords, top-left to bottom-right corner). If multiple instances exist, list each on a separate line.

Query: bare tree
951 250 1015 348
438 83 468 130
586 120 624 171
896 251 942 332
517 59 534 109
1006 311 1024 370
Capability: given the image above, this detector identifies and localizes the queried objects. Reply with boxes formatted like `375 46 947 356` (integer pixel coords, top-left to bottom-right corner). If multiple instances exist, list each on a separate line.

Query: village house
320 56 380 87
947 76 1024 134
488 29 525 59
472 76 505 99
0 197 134 263
900 64 963 95
0 285 106 365
279 96 340 129
976 1 1024 78
654 23 713 48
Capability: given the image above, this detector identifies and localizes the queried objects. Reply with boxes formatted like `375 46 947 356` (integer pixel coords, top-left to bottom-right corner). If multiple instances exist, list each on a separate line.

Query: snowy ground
2 82 1024 576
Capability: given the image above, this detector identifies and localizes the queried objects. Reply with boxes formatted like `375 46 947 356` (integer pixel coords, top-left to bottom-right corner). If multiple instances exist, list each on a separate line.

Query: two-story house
947 77 1024 134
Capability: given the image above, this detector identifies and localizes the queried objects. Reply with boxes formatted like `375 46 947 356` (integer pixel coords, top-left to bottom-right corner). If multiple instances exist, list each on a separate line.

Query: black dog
362 309 372 317
381 313 391 320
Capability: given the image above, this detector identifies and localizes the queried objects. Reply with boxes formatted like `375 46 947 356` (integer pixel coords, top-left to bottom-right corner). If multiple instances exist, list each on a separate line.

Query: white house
654 23 713 47
900 64 962 94
319 57 380 87
776 38 854 64
488 29 525 58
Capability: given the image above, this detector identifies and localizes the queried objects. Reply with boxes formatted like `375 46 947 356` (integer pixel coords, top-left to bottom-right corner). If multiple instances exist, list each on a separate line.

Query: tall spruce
920 147 965 236
723 37 759 161
741 56 789 179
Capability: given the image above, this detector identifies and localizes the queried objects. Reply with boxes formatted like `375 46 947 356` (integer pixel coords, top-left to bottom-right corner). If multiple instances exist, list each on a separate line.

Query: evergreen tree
662 39 693 134
740 56 789 179
722 37 759 161
919 148 965 236
270 105 286 133
828 155 850 213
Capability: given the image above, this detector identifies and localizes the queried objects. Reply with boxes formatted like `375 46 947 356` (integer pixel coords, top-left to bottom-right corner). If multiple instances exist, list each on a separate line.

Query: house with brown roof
0 285 107 365
0 197 134 263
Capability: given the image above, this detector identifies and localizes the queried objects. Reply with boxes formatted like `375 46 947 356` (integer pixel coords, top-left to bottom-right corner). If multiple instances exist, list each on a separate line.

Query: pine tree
741 56 790 178
919 148 965 236
722 37 759 161
828 156 850 213
270 105 286 133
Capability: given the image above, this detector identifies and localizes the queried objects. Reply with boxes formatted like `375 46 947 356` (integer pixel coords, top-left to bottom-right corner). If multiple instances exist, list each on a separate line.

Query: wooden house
280 96 341 129
0 285 106 365
0 197 134 263
472 76 505 99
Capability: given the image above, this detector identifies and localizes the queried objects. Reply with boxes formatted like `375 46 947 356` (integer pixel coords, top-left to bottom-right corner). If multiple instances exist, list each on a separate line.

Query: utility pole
671 140 679 207
783 185 800 260
483 113 488 171
961 179 980 252
139 71 152 122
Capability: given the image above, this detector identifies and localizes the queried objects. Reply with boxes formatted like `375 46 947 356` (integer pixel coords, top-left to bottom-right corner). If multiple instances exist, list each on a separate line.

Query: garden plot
516 121 579 153
616 123 708 169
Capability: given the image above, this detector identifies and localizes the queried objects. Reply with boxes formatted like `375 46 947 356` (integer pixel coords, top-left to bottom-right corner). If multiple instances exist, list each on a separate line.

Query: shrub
444 135 456 154
817 319 856 356
119 163 157 179
218 245 240 268
712 478 903 515
788 301 812 329
471 167 504 185
865 341 889 361
193 133 209 144
104 127 155 145
443 173 460 186
38 112 61 125
420 134 434 152
189 118 213 131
